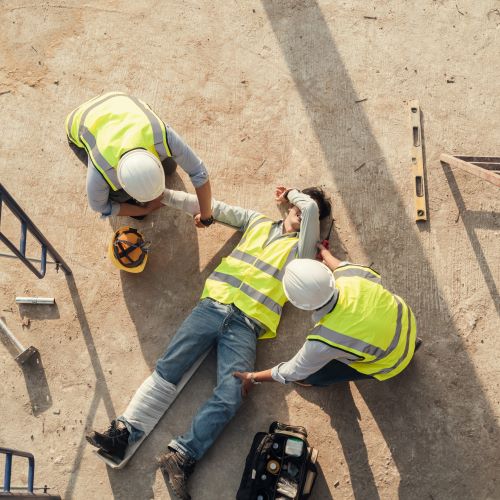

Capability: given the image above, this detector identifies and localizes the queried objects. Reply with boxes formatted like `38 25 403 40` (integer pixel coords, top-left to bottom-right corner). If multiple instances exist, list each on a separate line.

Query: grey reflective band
334 266 381 284
208 271 282 316
81 128 114 172
230 249 281 277
310 325 386 359
277 242 299 280
372 305 413 375
66 108 79 139
128 96 169 158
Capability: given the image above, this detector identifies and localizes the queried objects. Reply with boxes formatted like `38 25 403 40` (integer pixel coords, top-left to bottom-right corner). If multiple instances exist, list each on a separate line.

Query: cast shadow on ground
63 273 117 500
441 162 499 317
263 1 500 498
0 324 53 416
17 302 60 321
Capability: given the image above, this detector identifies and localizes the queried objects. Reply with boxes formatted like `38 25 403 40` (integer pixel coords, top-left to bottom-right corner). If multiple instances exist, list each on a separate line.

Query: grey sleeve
161 189 260 231
287 189 320 259
165 125 209 188
86 162 120 217
270 340 347 384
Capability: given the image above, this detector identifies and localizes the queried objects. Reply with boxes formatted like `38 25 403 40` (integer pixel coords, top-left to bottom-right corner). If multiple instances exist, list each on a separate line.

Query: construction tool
95 349 211 469
410 101 427 221
440 154 500 188
0 317 38 364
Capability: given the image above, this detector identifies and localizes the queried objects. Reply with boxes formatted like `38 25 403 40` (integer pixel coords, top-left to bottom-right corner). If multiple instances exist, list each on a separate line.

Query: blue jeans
303 359 373 386
153 298 259 460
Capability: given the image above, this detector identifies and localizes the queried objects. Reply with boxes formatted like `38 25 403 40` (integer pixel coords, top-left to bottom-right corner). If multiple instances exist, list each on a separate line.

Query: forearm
319 248 343 271
116 202 150 217
287 189 320 258
195 180 212 219
249 369 274 383
161 188 259 230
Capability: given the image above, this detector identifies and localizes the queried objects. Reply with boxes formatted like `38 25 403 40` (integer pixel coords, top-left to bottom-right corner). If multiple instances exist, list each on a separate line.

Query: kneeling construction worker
66 91 213 224
235 243 420 390
86 186 331 499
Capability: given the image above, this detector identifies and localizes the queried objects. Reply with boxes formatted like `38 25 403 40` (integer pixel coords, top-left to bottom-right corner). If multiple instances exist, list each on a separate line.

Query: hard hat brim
108 227 148 274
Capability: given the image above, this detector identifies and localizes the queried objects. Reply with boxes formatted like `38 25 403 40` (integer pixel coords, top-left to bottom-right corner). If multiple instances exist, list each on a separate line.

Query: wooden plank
440 154 500 188
410 100 427 221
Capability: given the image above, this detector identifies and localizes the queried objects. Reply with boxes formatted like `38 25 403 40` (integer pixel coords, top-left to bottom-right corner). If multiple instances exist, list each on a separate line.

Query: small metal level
410 101 427 221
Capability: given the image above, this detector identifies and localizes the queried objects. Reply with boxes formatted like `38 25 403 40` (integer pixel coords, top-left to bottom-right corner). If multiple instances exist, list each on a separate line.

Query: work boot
157 448 196 500
86 420 129 461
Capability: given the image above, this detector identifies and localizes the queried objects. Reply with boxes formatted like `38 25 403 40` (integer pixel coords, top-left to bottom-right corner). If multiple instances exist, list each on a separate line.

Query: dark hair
302 187 331 220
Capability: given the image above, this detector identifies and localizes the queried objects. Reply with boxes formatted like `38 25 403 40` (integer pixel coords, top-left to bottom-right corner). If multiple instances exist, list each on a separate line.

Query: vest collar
312 288 339 323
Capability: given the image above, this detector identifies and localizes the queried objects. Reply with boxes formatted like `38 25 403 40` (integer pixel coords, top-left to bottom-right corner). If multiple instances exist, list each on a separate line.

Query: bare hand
275 186 289 206
316 242 331 261
193 214 205 228
233 371 254 397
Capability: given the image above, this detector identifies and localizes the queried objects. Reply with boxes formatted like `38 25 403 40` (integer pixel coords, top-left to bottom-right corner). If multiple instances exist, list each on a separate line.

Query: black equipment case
236 421 318 500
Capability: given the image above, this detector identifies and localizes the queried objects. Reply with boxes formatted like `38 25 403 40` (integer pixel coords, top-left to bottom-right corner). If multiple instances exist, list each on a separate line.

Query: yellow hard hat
108 226 149 273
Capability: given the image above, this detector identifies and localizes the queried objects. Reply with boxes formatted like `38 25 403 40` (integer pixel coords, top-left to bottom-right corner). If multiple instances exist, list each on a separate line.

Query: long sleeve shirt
87 125 209 217
271 262 357 384
161 188 320 259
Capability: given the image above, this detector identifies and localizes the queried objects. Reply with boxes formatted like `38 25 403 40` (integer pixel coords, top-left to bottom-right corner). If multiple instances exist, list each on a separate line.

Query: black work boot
86 420 130 461
157 448 196 500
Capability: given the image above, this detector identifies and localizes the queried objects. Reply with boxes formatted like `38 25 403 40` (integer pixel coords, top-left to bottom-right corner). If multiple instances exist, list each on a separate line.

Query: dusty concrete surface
1 1 499 499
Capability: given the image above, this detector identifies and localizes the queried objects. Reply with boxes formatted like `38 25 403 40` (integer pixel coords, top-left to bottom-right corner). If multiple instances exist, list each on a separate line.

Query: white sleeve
86 163 120 217
166 125 209 188
271 340 347 384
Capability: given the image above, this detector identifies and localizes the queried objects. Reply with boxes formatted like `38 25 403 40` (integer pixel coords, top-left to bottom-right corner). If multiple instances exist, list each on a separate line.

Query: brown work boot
157 448 196 500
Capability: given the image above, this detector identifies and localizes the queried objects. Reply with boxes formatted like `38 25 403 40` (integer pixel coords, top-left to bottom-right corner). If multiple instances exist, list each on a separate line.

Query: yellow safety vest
65 92 171 191
307 265 417 380
201 216 299 339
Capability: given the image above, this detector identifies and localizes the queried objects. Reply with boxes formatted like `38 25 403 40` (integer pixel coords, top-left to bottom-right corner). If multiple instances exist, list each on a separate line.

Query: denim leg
303 359 374 386
170 307 256 460
155 299 222 384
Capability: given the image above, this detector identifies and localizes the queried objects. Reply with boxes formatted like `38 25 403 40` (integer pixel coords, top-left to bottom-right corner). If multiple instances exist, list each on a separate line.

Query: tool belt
236 421 318 500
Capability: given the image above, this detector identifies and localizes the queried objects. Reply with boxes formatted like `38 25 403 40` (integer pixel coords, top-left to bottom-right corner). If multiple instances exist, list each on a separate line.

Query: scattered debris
0 90 11 97
21 317 31 329
334 480 340 487
53 409 61 415
31 45 38 53
456 4 465 15
256 159 266 170
363 15 377 20
446 76 455 83
355 98 368 103
354 162 366 172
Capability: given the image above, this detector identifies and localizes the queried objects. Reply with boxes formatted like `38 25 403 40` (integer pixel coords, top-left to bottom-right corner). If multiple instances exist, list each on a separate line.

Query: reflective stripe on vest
65 92 171 191
333 265 381 284
307 268 417 380
201 215 299 339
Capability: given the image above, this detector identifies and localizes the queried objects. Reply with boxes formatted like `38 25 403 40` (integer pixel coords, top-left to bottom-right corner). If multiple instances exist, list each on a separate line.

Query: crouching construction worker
66 91 213 224
234 243 420 391
86 186 331 499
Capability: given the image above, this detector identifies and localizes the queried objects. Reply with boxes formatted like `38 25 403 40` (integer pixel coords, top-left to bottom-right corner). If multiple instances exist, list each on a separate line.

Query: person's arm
160 188 260 232
165 125 212 220
86 164 120 217
287 189 320 259
233 341 346 395
317 243 343 271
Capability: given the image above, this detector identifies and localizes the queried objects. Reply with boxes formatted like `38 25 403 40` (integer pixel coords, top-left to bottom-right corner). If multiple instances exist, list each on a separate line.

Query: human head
117 149 165 202
282 258 336 310
284 186 331 232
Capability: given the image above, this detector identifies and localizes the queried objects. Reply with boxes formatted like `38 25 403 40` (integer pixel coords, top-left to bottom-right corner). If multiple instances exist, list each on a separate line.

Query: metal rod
0 317 25 353
16 297 55 305
4 452 12 492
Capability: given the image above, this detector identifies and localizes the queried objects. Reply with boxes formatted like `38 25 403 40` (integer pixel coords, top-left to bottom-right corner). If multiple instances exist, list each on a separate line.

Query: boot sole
157 456 191 500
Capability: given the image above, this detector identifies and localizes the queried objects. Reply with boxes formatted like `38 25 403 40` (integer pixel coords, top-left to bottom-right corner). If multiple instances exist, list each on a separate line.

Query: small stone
53 409 61 415
334 480 340 487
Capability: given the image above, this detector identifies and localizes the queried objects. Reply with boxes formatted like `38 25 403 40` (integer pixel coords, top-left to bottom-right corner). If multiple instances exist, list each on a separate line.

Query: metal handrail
0 447 35 493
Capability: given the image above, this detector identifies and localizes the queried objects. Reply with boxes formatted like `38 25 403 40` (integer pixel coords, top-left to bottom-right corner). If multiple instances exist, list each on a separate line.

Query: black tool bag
236 421 318 500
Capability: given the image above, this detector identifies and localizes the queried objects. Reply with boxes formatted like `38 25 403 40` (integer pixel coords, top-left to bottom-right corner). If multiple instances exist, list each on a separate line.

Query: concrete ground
1 1 499 499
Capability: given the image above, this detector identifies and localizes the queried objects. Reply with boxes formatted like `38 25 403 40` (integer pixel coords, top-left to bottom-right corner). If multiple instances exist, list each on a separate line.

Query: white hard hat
117 150 165 202
283 259 335 310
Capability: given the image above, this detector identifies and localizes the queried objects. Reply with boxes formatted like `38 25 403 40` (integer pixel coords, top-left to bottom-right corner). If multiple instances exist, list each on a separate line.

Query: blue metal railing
1 447 35 493
0 183 72 279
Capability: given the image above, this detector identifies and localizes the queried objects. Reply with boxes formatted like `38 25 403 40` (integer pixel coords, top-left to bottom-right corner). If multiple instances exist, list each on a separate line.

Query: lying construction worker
65 91 213 224
234 243 421 392
86 186 331 500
